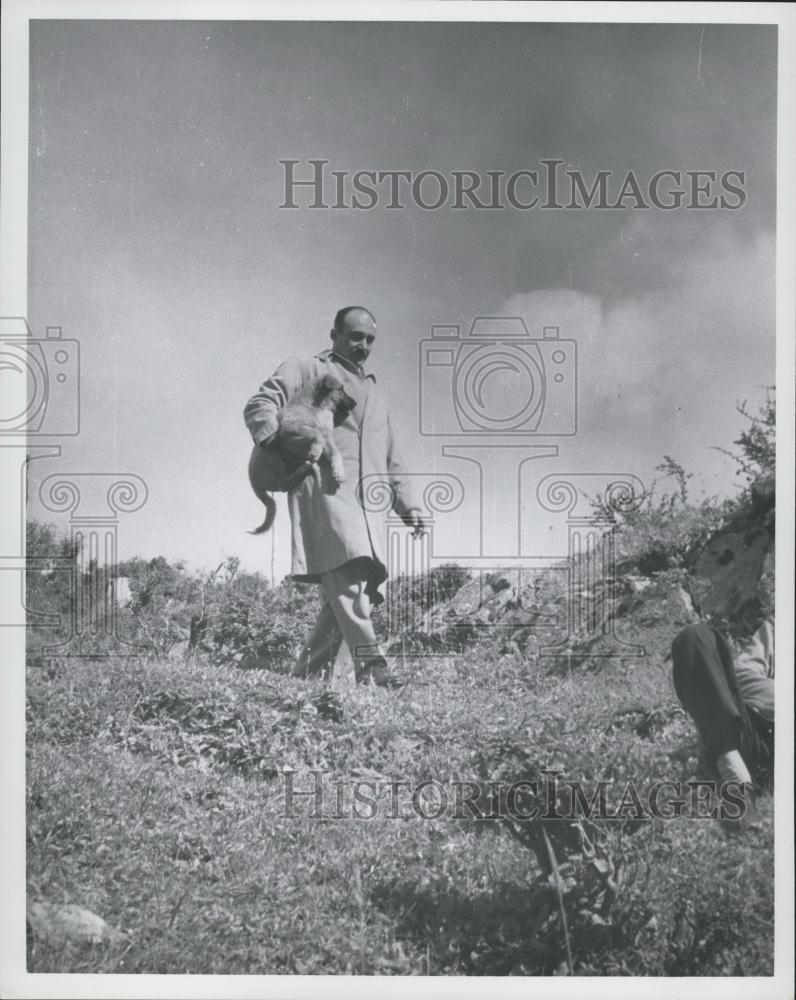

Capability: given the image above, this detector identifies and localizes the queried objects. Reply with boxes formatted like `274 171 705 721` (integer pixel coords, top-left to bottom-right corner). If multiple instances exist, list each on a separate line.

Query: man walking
244 306 424 686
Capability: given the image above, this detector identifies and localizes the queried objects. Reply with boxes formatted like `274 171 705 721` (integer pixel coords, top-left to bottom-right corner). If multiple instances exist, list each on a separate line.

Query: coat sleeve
735 619 775 680
385 415 422 517
243 357 306 446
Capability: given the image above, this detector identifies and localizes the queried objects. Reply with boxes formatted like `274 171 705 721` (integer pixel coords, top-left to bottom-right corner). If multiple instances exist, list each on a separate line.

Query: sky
25 19 777 581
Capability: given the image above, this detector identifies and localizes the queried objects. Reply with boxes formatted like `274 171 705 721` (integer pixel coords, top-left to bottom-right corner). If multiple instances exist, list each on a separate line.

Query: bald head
333 305 375 332
330 306 377 367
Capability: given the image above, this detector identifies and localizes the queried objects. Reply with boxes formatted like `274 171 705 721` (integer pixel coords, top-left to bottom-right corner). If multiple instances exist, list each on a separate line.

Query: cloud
502 229 775 492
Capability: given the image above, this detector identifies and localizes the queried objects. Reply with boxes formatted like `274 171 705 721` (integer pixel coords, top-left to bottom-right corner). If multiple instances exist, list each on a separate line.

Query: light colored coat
244 350 420 601
733 619 774 718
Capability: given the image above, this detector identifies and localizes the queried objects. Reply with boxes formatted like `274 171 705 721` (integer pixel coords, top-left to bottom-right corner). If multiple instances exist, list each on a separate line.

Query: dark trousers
671 624 773 778
672 624 745 760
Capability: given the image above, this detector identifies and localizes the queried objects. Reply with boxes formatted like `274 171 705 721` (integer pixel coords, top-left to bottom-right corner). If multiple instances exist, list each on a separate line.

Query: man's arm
735 619 775 679
385 416 426 536
243 357 306 446
733 618 775 720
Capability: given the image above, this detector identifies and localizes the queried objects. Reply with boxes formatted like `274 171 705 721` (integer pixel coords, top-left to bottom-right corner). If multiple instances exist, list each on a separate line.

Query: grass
26 636 774 976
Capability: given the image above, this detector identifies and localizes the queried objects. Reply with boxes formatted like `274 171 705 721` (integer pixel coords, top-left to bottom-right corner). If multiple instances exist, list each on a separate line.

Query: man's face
330 309 377 367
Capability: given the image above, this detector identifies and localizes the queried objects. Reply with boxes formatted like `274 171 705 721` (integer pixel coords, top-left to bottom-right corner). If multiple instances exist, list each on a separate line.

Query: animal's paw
328 463 346 492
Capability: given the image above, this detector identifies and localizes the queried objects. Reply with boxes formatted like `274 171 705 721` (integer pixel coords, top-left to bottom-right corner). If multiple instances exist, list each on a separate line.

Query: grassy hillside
26 396 776 975
27 630 773 975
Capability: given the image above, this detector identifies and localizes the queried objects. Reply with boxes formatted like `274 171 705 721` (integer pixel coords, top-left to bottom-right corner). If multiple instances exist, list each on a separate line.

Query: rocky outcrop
686 486 774 638
389 488 774 666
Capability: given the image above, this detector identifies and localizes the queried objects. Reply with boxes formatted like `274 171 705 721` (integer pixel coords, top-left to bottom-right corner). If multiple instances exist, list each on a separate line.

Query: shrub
587 456 729 576
207 576 320 671
715 387 775 489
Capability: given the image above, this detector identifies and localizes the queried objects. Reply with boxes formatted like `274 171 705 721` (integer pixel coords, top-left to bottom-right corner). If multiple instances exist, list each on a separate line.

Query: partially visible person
671 619 774 825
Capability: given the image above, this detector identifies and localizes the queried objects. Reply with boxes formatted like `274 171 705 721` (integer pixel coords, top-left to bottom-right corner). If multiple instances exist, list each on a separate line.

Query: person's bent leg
319 561 398 687
292 595 344 680
671 624 750 783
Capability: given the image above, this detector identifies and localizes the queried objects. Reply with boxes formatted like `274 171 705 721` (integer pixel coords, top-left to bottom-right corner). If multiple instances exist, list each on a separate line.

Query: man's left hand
404 509 427 538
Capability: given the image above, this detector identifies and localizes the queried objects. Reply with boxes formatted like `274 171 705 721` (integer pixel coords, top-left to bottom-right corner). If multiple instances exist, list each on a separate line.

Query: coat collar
317 348 376 382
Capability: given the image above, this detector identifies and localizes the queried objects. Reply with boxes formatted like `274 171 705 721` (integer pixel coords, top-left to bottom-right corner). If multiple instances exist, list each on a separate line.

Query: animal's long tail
248 493 277 535
248 462 315 535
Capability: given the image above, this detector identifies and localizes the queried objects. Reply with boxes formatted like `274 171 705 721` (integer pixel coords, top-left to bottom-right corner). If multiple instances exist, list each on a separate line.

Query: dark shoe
355 662 405 689
721 782 763 834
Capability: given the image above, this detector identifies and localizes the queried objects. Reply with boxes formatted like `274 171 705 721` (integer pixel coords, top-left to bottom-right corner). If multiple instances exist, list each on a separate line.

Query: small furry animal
248 373 357 535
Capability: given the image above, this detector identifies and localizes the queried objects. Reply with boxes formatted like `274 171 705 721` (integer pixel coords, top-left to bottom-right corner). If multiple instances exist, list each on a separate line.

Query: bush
588 456 730 576
716 388 775 489
590 386 776 579
207 575 320 671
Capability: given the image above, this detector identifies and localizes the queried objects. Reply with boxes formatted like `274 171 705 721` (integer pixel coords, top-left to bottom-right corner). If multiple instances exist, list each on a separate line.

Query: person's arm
243 357 305 446
757 619 775 678
734 618 775 679
385 416 426 535
733 619 775 720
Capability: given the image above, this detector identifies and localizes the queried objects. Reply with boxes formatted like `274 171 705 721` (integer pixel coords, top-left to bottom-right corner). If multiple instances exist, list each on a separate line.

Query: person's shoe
355 661 405 689
721 781 763 834
716 749 752 786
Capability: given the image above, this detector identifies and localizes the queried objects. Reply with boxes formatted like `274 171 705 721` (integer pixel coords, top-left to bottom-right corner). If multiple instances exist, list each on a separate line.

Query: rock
675 584 695 617
27 901 127 947
749 471 775 515
689 517 773 631
481 582 517 617
167 639 190 661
